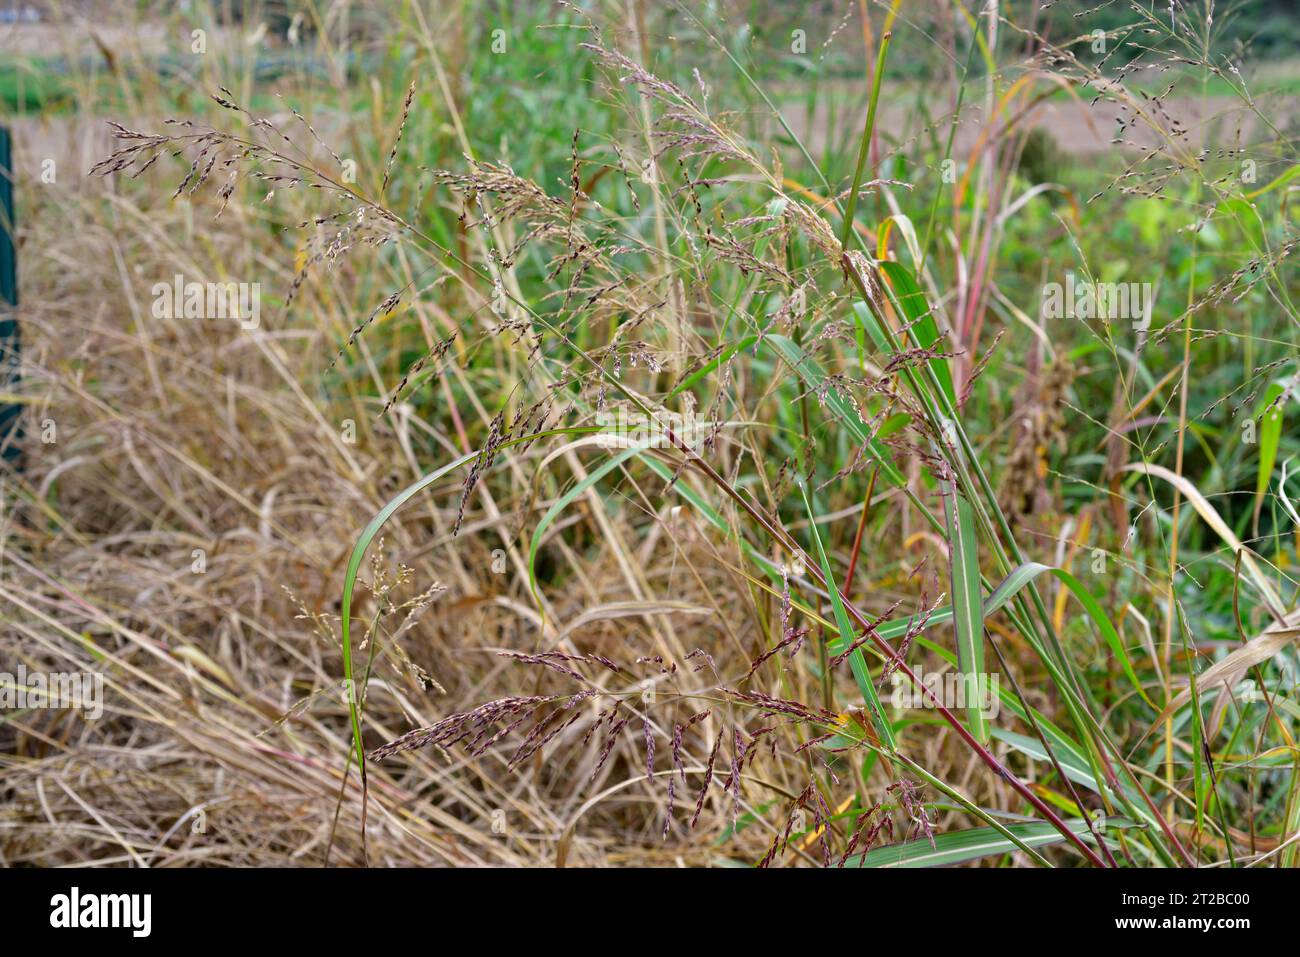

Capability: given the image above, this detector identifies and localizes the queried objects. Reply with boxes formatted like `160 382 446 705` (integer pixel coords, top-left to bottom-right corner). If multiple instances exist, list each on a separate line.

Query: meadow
1 0 1299 869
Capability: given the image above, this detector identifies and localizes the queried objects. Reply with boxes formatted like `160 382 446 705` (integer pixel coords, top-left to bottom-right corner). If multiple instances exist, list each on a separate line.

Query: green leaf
876 412 911 439
878 260 956 407
1254 380 1286 519
341 428 598 782
992 729 1108 796
341 450 480 781
668 335 758 399
843 816 1139 868
528 446 640 606
798 479 895 752
992 728 1160 833
765 334 904 487
984 562 1153 709
943 483 989 743
1246 163 1300 199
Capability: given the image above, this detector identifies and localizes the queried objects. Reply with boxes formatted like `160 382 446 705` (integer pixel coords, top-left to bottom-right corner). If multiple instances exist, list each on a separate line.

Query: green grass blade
528 446 640 607
844 817 1139 868
878 261 956 407
943 482 988 743
1254 380 1286 522
766 334 905 487
798 479 895 752
341 450 479 784
984 562 1154 709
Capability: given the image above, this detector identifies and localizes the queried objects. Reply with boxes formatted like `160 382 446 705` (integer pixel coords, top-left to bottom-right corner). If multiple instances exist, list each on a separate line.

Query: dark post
0 125 19 467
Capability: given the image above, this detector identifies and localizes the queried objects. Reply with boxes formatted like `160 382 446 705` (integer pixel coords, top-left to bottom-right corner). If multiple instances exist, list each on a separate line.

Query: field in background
2 0 1299 868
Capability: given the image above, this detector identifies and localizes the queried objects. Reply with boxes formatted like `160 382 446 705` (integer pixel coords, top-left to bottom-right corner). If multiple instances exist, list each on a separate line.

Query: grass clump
3 0 1299 868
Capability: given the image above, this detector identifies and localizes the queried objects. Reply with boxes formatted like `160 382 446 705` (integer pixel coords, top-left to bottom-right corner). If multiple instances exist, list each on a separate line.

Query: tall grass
3 0 1298 867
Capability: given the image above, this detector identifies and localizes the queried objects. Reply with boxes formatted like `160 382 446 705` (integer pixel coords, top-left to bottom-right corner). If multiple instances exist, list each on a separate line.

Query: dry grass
3 0 1298 868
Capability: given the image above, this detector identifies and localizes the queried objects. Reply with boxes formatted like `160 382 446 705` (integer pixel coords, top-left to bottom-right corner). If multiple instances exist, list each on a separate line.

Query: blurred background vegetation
1 0 1298 867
